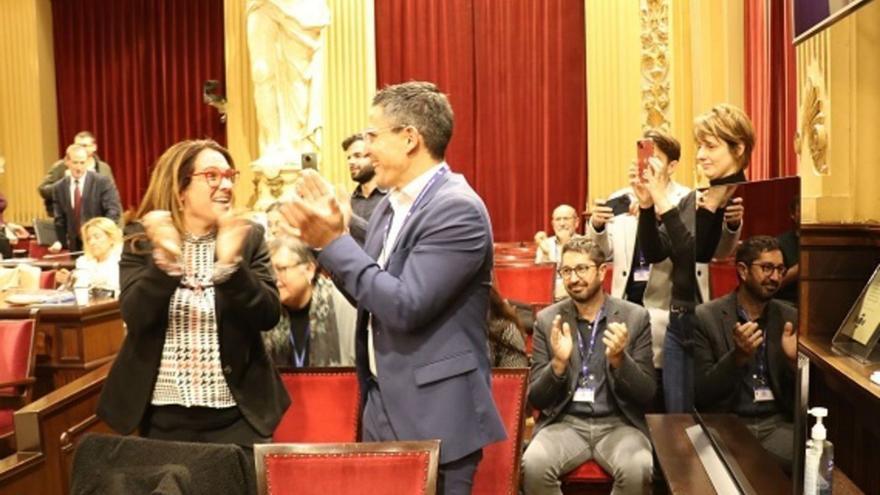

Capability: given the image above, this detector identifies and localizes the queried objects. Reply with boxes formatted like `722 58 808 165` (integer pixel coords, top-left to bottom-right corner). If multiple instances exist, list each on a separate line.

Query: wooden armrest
0 377 36 389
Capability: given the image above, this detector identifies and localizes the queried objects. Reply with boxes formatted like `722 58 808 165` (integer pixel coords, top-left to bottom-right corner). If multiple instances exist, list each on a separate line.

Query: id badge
573 386 595 403
754 386 775 402
633 266 650 282
573 374 596 403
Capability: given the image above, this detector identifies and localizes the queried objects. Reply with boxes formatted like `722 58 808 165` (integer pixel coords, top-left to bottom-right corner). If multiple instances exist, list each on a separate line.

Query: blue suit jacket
319 170 507 463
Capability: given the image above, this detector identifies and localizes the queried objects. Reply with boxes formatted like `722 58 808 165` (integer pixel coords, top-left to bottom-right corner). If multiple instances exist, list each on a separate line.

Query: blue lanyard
289 322 310 368
575 306 605 380
382 164 450 252
736 306 767 379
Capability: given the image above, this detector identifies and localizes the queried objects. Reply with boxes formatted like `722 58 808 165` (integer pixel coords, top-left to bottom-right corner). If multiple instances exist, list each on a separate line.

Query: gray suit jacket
693 291 797 416
318 168 506 463
529 296 656 435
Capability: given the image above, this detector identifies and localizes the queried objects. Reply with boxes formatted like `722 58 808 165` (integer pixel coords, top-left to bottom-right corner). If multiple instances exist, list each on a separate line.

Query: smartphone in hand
637 139 655 182
603 195 632 216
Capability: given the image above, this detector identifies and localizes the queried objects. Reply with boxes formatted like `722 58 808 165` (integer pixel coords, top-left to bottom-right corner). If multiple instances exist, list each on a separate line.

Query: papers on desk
5 290 76 305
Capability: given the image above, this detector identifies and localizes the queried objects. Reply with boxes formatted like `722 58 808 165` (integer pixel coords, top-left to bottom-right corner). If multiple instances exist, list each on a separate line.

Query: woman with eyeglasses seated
55 217 122 295
262 234 356 367
96 139 289 449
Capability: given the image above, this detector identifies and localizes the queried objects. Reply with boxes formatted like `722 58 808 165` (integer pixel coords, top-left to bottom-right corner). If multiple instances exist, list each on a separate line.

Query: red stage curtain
744 0 797 180
52 0 227 213
375 0 587 242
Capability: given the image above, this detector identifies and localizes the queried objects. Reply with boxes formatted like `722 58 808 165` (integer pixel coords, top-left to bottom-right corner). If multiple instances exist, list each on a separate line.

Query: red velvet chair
255 440 440 495
273 367 360 443
27 239 50 260
473 368 529 495
494 264 556 307
0 319 38 448
39 269 57 289
709 260 739 299
561 461 613 495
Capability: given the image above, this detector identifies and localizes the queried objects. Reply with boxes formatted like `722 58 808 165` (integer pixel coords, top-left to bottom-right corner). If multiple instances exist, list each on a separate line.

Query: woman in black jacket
97 139 289 447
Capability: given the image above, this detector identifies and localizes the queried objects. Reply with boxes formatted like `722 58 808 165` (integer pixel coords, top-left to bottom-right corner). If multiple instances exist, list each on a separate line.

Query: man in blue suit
282 81 506 495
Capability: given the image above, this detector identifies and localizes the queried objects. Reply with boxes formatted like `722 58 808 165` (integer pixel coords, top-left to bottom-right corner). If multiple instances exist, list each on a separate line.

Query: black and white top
151 232 236 408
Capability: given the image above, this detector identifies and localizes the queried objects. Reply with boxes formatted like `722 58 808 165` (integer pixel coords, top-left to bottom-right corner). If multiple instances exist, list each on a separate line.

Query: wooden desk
647 414 791 495
0 259 76 271
0 296 123 396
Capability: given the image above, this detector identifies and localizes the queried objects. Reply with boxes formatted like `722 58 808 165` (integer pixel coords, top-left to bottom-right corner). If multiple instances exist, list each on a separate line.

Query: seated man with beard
523 236 656 495
693 235 798 470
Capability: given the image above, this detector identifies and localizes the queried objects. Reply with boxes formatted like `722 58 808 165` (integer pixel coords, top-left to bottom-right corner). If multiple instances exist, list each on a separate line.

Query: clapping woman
97 139 289 448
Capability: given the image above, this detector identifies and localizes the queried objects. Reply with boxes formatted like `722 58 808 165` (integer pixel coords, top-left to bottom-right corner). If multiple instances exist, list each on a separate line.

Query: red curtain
52 0 227 212
375 0 587 242
744 0 797 180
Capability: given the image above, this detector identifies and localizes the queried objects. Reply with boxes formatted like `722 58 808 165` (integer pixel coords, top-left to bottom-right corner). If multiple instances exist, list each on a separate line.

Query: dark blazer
40 157 115 215
529 297 656 435
52 171 122 249
318 169 506 464
693 291 797 416
97 222 289 437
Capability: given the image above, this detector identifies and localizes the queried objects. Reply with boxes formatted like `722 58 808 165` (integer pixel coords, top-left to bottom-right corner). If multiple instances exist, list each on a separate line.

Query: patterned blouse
151 232 236 408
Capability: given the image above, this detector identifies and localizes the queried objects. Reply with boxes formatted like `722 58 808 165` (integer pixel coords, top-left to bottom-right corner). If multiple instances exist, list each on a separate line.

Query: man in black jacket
694 235 797 469
38 131 115 216
50 144 121 252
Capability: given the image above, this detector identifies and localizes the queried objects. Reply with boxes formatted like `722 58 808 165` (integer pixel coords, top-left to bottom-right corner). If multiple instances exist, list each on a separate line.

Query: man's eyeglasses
557 264 598 279
750 262 788 277
362 125 407 143
189 167 240 187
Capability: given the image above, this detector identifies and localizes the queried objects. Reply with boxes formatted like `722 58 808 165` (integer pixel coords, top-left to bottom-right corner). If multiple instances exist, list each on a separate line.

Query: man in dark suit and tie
693 235 798 470
50 144 122 252
281 81 506 495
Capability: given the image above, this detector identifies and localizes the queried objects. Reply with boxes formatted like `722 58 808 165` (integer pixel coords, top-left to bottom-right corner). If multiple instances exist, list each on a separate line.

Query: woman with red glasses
97 139 289 450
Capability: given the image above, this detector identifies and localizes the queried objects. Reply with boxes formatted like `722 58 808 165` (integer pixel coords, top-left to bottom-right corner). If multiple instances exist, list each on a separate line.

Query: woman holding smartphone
97 139 289 448
632 104 753 412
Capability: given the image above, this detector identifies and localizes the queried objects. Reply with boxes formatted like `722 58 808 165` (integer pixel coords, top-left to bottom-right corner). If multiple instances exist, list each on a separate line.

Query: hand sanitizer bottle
804 407 833 495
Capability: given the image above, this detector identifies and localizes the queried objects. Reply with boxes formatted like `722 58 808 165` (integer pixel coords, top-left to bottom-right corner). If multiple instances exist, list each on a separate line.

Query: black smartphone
603 195 632 216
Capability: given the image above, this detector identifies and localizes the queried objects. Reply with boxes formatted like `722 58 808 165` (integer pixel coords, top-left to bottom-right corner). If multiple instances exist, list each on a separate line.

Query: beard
352 165 376 184
745 278 779 302
565 278 601 303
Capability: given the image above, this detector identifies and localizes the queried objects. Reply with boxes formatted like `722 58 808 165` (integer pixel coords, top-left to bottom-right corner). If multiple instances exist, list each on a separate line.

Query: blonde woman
55 217 122 294
97 139 289 448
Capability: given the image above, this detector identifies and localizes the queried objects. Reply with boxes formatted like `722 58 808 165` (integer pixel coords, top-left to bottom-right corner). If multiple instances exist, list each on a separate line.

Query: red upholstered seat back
494 265 555 306
709 261 739 299
473 368 529 495
27 239 50 259
257 441 440 495
39 270 57 289
0 319 36 397
273 368 360 443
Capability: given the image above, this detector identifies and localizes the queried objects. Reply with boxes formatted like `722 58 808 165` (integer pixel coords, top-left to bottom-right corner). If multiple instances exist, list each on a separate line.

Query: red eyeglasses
189 167 240 187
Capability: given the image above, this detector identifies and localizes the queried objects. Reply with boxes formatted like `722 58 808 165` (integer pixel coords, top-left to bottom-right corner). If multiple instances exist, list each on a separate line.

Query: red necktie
73 179 82 227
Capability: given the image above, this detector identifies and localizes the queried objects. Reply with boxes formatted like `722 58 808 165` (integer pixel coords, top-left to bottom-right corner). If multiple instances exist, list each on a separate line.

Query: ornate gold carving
795 62 829 175
640 0 670 131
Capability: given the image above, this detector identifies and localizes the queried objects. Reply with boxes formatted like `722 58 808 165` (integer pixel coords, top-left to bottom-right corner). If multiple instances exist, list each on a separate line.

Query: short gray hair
268 234 315 265
372 81 453 160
